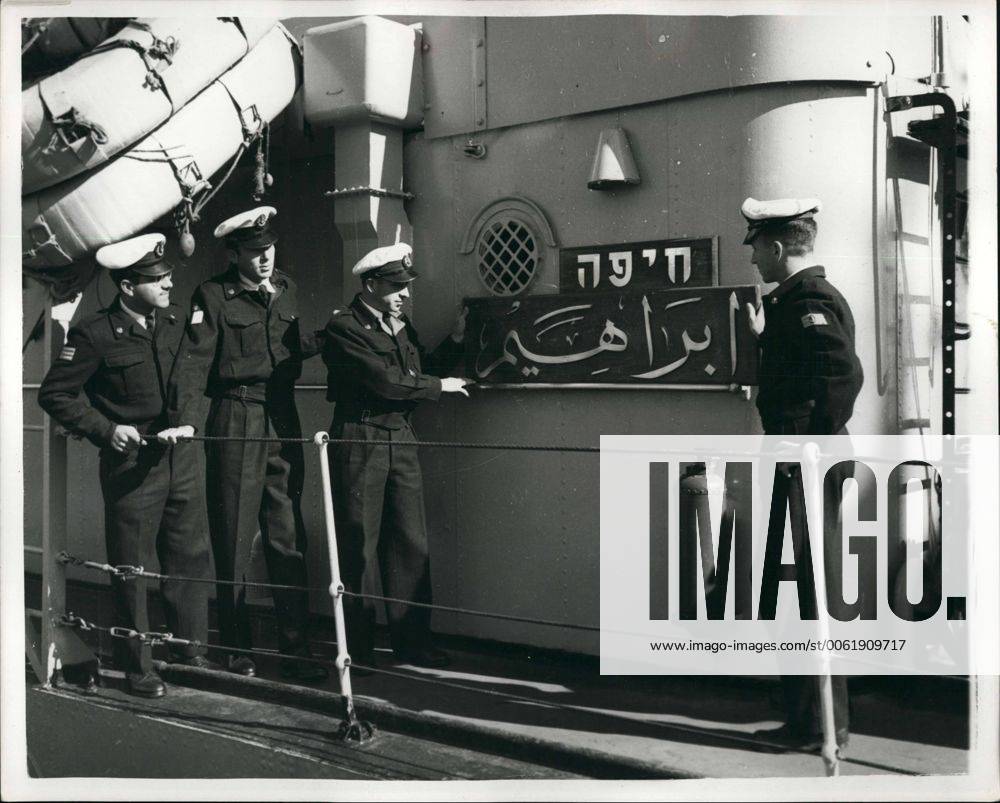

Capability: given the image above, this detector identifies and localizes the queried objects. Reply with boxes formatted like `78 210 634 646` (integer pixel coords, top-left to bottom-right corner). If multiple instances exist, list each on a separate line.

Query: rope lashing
87 27 180 107
42 107 109 153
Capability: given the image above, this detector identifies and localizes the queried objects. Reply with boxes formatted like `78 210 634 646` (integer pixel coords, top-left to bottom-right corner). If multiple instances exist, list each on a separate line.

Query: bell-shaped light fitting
588 127 640 190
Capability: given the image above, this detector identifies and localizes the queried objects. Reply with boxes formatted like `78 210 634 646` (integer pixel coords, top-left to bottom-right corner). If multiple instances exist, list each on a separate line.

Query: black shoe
753 723 849 753
228 656 256 677
174 655 224 672
126 670 166 699
394 646 450 668
280 658 330 684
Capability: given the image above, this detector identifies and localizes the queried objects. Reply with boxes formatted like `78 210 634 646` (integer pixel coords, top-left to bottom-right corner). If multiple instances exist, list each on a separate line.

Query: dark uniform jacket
322 295 464 429
756 265 863 434
168 268 316 425
39 298 187 448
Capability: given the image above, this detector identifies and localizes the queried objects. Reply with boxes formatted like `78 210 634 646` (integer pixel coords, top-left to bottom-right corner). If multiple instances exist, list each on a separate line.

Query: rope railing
56 551 601 632
45 427 964 775
133 431 971 466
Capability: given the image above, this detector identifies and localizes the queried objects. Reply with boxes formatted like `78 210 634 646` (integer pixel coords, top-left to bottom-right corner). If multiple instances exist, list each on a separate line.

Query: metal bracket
334 716 377 743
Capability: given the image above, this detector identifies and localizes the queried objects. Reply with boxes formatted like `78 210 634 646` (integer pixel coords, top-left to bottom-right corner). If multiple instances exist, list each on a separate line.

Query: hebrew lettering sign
465 285 760 387
559 237 717 293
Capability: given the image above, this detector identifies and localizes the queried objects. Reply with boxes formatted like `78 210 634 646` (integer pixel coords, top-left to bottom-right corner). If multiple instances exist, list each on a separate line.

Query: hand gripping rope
50 430 879 775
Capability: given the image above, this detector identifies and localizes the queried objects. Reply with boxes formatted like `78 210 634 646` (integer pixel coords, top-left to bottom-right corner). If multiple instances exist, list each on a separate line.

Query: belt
215 384 268 403
334 407 411 430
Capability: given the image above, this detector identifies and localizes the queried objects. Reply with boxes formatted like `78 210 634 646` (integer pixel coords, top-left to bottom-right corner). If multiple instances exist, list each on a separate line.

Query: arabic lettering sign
465 285 760 387
559 237 717 293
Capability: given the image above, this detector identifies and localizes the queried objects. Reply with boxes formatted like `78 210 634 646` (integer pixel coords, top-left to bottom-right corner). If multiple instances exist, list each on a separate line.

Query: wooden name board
465 285 760 387
559 237 717 293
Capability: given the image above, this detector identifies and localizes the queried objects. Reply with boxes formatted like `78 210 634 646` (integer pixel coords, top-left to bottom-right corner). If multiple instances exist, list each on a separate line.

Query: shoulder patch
801 312 828 328
58 346 76 361
191 309 204 325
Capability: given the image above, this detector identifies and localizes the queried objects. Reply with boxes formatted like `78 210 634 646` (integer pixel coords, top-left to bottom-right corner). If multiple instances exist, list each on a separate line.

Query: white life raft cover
22 25 301 270
22 17 276 194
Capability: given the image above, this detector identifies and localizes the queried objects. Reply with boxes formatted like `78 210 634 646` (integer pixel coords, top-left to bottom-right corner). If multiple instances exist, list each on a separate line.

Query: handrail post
313 432 375 743
39 293 97 687
804 442 840 776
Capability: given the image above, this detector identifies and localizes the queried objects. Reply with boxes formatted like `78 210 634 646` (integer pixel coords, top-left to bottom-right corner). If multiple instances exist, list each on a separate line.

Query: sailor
742 197 863 752
322 243 470 669
159 207 327 683
38 233 216 698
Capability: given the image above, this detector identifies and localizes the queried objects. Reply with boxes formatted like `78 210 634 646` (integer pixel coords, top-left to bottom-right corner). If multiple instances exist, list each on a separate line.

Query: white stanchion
804 442 840 776
313 431 374 742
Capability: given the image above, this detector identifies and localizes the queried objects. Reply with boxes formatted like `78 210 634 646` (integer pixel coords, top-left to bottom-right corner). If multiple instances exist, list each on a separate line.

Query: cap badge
154 240 165 258
255 214 268 229
402 254 413 268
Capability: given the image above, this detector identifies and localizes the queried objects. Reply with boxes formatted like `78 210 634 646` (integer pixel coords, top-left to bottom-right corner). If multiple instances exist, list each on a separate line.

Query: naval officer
160 207 327 683
742 197 863 752
39 233 215 698
322 243 470 669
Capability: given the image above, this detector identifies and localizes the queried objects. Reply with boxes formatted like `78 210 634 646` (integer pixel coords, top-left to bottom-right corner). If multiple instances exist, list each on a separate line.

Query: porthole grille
476 219 539 296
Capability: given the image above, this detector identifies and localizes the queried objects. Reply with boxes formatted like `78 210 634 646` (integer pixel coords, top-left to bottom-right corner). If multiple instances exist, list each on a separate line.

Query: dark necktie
145 313 156 335
257 286 270 307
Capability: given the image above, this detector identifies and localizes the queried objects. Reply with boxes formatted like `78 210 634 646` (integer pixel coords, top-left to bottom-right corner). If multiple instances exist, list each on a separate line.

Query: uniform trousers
99 440 210 674
204 395 311 654
329 420 433 659
765 422 851 741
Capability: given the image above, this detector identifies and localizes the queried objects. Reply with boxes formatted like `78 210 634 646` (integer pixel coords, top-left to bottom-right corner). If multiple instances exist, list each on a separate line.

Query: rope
177 433 599 453
57 614 333 669
57 552 326 593
341 590 599 633
326 437 601 454
185 434 312 444
42 108 109 153
56 551 599 631
125 432 948 466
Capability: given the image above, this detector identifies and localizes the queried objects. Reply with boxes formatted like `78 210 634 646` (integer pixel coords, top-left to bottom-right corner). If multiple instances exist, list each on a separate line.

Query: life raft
22 18 276 194
22 25 301 270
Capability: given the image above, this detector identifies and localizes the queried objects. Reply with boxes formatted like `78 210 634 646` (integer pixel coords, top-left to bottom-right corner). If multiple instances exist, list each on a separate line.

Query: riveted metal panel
421 17 484 141
423 15 941 139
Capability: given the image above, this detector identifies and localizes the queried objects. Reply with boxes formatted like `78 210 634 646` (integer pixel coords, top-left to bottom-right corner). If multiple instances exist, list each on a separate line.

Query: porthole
475 217 540 296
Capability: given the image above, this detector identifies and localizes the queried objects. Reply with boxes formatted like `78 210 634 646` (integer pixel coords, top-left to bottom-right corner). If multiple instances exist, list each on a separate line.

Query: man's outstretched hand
157 425 195 445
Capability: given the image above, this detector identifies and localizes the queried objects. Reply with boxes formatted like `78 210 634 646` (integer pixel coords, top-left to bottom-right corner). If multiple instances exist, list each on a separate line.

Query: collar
766 265 825 305
223 268 283 300
238 274 276 293
358 296 404 336
119 298 151 329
